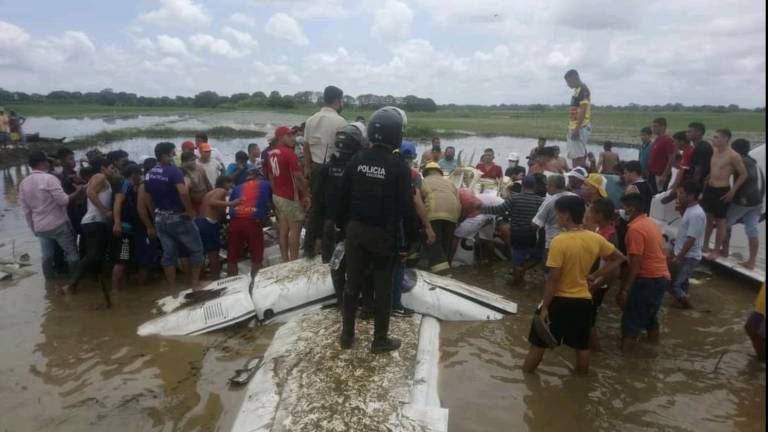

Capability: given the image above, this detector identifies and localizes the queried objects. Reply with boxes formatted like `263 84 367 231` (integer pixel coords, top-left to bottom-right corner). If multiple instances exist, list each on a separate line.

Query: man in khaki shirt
303 86 347 178
303 86 347 257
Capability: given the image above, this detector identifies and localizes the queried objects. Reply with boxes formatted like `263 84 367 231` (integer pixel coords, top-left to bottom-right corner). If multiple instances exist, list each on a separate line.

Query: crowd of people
16 77 765 362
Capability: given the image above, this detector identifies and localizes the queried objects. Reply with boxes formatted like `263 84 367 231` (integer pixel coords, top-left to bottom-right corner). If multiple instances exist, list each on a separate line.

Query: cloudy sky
0 0 765 107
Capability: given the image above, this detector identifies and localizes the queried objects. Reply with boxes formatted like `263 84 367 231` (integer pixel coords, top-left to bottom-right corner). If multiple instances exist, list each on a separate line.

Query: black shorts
528 296 593 350
110 233 133 263
702 186 731 219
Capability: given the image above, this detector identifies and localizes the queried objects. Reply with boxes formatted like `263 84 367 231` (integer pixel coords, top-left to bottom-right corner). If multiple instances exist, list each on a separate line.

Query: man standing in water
438 146 458 174
420 136 443 169
523 195 625 374
723 138 763 270
19 151 82 291
668 181 706 309
618 193 670 353
143 142 204 289
564 70 592 168
702 129 747 261
336 107 417 353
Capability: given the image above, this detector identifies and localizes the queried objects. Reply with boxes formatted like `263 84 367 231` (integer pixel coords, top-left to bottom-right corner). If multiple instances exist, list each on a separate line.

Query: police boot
340 293 357 349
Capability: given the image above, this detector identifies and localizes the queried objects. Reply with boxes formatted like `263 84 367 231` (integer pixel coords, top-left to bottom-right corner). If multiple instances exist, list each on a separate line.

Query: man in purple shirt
18 151 82 290
142 142 204 289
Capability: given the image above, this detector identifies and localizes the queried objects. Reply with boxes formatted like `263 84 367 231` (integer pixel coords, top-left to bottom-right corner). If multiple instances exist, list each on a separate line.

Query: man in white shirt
302 85 347 257
197 142 223 189
668 181 706 309
532 175 576 260
303 85 347 177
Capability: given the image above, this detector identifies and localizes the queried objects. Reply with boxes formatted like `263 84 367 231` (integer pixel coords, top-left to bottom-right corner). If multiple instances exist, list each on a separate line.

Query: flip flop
229 357 263 386
532 315 558 348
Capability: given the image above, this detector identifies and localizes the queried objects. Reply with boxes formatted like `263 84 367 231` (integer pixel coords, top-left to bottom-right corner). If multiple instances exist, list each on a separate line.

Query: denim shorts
622 277 669 338
154 212 204 267
726 204 761 238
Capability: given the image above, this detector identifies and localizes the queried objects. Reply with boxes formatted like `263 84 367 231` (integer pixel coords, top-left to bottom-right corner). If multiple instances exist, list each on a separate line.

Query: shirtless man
195 176 241 280
420 137 443 169
701 129 747 260
597 142 619 174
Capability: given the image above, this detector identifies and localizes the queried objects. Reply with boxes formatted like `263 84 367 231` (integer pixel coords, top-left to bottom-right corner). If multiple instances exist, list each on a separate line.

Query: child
195 176 240 280
523 195 625 374
667 181 706 309
584 198 620 351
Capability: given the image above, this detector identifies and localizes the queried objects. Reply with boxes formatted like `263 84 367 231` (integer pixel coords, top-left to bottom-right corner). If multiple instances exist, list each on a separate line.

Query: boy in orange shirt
618 193 671 353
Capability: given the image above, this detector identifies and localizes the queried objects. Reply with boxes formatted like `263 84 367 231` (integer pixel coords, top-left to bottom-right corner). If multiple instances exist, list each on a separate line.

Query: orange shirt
625 214 671 279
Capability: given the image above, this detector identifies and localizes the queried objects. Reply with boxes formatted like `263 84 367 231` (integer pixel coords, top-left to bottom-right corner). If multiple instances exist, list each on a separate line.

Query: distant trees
0 86 763 113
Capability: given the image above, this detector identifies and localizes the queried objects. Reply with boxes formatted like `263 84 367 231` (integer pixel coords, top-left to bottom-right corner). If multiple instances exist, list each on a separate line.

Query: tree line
0 87 762 113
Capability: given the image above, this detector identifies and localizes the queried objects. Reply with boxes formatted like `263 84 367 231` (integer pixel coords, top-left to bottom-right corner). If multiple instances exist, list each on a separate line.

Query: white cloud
371 0 413 41
0 20 31 46
229 12 257 27
156 34 190 57
140 0 211 27
265 13 309 46
190 33 250 58
222 27 259 50
252 61 302 85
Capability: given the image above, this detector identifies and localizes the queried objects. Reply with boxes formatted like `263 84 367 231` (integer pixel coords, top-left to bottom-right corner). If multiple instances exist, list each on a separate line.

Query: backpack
735 156 765 207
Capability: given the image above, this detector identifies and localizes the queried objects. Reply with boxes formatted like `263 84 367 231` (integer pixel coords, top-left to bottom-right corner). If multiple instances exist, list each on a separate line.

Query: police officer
307 122 366 303
336 107 417 353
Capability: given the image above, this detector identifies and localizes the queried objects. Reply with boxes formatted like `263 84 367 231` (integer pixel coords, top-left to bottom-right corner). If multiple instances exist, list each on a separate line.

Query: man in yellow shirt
523 195 625 374
745 283 765 363
564 69 592 169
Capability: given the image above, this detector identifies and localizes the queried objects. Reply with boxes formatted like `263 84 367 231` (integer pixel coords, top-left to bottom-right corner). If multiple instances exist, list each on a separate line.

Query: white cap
566 166 588 181
507 152 520 161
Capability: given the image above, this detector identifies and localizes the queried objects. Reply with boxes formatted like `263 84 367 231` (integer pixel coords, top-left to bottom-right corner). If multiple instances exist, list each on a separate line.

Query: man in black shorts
523 195 625 374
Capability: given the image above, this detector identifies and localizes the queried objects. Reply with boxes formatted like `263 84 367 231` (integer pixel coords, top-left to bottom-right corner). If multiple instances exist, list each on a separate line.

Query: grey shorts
566 124 591 160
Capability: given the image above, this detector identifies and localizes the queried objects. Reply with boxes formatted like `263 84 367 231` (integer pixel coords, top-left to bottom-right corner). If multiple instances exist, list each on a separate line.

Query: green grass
7 103 765 145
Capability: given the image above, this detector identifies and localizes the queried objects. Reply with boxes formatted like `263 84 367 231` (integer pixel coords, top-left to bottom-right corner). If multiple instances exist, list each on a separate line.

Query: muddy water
1 115 765 431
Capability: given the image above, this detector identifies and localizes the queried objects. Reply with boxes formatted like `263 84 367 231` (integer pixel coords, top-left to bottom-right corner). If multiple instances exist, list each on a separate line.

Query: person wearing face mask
181 150 212 215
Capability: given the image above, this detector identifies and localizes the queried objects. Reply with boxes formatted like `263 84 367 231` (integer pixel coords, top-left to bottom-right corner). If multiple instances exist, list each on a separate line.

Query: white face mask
53 166 64 175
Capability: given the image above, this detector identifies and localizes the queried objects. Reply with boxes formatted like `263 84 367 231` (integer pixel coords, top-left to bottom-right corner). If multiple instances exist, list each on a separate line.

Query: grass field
7 103 765 145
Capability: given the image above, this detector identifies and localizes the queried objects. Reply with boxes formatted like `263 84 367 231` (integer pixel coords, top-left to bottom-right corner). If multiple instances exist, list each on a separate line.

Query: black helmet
367 106 407 149
335 123 364 154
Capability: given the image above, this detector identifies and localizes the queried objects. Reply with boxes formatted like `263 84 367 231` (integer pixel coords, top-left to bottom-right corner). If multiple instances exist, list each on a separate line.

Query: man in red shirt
475 148 503 179
647 117 676 194
268 126 311 261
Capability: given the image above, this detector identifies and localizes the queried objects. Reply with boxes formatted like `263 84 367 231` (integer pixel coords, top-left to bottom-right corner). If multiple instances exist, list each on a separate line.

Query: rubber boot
371 337 401 354
340 293 357 349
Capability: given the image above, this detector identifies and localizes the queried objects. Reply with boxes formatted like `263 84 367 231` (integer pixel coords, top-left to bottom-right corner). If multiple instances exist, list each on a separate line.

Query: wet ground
0 114 765 431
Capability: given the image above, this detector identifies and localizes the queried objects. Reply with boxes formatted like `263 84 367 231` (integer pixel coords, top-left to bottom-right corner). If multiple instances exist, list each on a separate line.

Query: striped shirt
481 191 543 231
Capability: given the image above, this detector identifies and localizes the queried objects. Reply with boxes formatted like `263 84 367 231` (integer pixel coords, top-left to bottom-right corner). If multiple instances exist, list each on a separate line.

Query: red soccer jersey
475 163 503 179
648 134 675 176
680 145 694 170
268 144 301 200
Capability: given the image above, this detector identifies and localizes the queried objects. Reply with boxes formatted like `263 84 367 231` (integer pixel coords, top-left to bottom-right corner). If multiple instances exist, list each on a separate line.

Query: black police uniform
336 144 417 348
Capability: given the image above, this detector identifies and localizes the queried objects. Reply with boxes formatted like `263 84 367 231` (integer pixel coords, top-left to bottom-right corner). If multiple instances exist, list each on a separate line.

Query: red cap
181 141 195 151
274 126 293 141
198 142 212 152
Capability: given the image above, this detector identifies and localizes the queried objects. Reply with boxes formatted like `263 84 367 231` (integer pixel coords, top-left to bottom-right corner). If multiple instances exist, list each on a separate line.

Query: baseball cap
566 166 588 181
28 151 54 167
400 141 417 157
274 126 293 141
198 142 212 152
181 141 195 151
584 173 608 198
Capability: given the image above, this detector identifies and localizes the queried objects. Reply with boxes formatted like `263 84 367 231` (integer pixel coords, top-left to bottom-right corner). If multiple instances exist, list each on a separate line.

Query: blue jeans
392 261 405 309
154 213 204 267
622 277 668 338
37 222 79 281
670 257 700 299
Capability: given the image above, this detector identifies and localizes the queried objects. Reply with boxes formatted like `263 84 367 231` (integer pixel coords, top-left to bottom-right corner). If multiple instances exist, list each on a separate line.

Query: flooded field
0 112 764 432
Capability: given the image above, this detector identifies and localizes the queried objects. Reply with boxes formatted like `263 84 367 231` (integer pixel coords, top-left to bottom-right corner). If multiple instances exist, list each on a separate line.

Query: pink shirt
19 170 70 233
